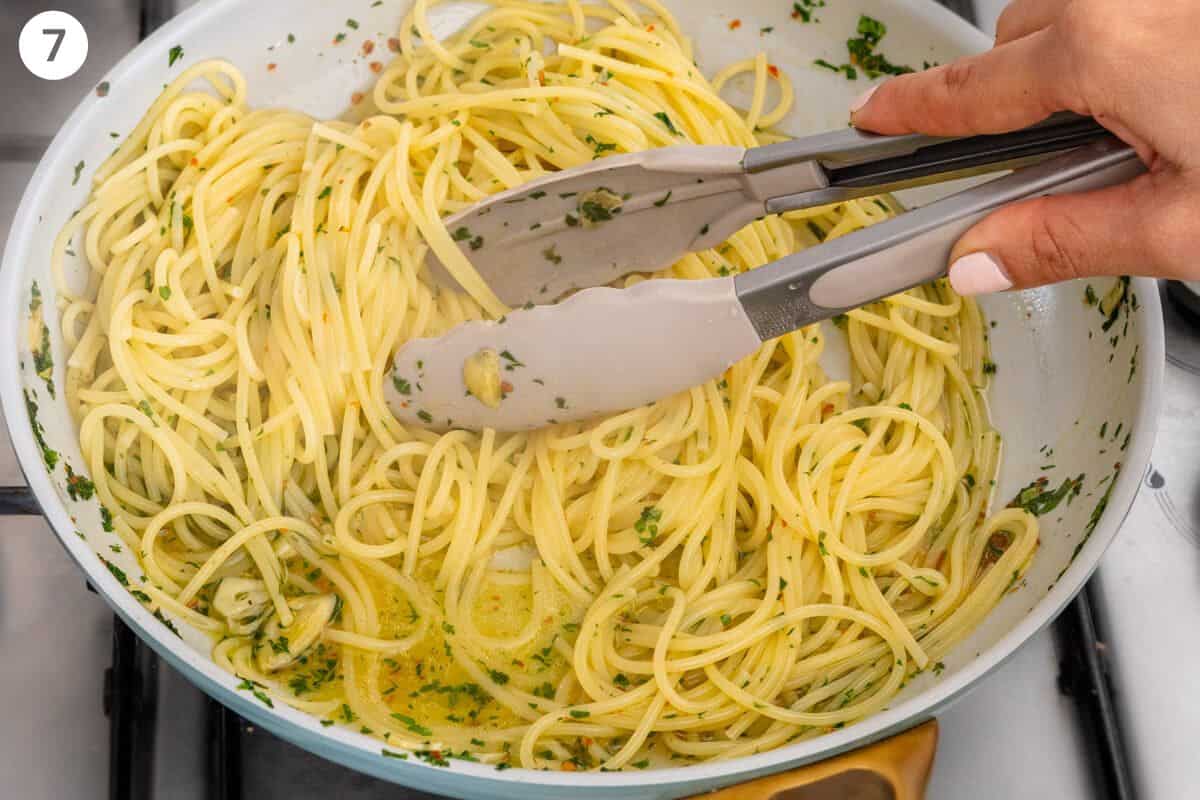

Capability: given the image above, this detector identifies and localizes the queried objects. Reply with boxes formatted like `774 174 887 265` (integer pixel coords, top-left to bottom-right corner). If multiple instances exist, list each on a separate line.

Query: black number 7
43 28 66 62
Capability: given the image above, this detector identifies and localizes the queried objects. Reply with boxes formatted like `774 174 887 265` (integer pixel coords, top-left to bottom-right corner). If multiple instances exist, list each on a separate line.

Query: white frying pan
0 1 1162 798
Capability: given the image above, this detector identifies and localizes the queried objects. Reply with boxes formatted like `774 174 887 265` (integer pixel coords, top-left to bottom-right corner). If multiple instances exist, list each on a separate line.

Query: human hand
849 0 1200 295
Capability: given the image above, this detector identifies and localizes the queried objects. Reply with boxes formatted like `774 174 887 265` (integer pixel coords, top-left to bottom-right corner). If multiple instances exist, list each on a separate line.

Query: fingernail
948 252 1013 296
849 85 879 117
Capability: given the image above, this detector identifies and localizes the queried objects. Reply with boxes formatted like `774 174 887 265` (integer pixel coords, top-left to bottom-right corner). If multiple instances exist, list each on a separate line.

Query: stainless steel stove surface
0 1 1193 798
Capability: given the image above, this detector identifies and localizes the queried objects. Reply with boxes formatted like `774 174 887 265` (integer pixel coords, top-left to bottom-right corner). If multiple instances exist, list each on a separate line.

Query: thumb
946 173 1169 295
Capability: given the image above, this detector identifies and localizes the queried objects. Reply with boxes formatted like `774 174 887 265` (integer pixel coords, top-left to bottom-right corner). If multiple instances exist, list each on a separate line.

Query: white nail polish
849 85 878 116
849 85 879 116
948 252 1013 296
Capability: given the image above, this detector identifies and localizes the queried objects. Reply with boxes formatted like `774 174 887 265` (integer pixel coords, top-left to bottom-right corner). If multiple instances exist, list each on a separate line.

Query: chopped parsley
72 161 85 186
65 463 96 501
392 375 412 395
653 111 681 136
792 0 826 23
346 18 359 29
236 678 274 708
487 668 510 685
391 713 432 736
577 187 623 224
1009 474 1085 517
634 505 662 547
499 350 524 370
542 245 562 265
451 225 484 250
30 282 54 397
168 45 184 68
814 15 913 80
584 134 618 156
24 390 59 471
101 558 128 586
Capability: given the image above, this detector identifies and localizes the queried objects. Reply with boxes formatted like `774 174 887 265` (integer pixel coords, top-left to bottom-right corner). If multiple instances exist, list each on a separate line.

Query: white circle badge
19 11 88 81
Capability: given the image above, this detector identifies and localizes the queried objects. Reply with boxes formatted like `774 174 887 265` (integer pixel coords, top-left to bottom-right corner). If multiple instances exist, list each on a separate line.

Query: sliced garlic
463 348 503 408
212 577 271 636
256 593 338 672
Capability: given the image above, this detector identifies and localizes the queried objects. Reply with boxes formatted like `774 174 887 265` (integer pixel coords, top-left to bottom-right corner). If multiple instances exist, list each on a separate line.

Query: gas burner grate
1162 281 1200 375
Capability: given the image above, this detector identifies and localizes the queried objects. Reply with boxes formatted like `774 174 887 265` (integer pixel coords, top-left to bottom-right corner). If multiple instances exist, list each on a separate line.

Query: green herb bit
236 678 275 708
584 134 618 156
634 505 663 547
1009 474 1085 516
65 463 96 501
499 350 525 370
24 390 59 470
168 45 184 67
390 713 432 736
653 111 681 136
101 558 128 586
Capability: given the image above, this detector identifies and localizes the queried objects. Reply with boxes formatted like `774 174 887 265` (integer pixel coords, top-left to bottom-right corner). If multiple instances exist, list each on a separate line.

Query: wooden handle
685 720 938 800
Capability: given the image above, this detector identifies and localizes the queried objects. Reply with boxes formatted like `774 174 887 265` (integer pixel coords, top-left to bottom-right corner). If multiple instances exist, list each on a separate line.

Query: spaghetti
56 0 1038 771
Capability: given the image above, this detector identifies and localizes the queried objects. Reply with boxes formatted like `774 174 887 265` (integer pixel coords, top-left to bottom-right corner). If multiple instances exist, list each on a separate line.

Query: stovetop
0 1 1194 798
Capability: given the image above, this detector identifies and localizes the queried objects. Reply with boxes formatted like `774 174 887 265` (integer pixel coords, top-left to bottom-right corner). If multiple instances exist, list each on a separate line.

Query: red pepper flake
369 61 383 74
560 762 577 772
190 157 199 166
95 81 110 97
387 37 401 53
767 64 780 78
646 24 655 32
821 402 834 417
362 40 375 55
537 69 546 86
267 62 277 72
729 19 742 30
501 381 513 395
351 91 364 105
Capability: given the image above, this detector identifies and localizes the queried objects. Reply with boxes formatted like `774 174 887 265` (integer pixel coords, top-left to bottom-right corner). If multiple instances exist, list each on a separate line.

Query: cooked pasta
55 0 1038 771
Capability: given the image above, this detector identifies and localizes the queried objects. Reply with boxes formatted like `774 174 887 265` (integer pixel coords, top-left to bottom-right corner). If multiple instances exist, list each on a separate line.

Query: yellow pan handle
684 720 938 800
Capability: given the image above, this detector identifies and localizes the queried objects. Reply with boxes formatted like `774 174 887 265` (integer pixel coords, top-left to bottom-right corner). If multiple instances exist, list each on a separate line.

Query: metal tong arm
744 112 1113 210
734 138 1143 342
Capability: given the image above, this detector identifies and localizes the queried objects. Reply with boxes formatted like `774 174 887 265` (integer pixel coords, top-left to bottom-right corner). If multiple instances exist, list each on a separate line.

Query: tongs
387 114 1142 431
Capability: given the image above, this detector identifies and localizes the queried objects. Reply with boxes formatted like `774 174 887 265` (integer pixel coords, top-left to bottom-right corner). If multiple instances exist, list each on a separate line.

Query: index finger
850 27 1077 137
